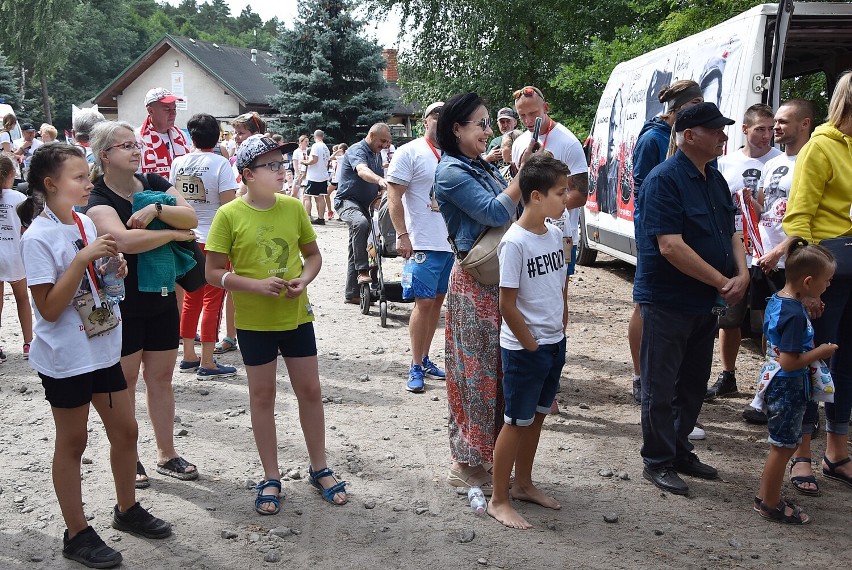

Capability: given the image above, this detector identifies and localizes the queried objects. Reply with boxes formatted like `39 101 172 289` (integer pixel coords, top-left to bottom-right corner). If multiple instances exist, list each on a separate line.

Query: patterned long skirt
445 263 503 465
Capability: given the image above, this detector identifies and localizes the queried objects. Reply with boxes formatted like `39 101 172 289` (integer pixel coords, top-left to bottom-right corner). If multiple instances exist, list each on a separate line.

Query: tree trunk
40 75 52 125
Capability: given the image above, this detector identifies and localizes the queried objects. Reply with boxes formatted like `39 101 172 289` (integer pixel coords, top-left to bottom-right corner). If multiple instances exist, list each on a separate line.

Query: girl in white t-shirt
18 144 171 568
0 155 32 362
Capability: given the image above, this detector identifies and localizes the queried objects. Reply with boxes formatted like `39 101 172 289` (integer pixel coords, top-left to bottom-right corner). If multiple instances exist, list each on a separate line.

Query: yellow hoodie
784 123 852 243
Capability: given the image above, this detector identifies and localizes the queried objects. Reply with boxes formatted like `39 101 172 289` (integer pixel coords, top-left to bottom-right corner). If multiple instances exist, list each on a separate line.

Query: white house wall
115 47 241 129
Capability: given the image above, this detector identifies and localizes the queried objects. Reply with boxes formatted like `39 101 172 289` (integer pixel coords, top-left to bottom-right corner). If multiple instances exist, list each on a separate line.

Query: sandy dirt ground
0 219 850 569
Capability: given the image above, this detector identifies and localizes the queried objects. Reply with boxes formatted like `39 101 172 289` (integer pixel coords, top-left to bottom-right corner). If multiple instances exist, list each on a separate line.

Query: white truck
579 1 852 266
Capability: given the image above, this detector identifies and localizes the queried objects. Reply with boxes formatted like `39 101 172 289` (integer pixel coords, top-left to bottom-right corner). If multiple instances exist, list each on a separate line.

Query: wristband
221 271 232 289
397 232 408 239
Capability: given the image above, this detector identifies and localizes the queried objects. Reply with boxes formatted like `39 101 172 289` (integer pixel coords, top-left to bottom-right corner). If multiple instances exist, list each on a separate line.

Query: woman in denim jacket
434 93 522 493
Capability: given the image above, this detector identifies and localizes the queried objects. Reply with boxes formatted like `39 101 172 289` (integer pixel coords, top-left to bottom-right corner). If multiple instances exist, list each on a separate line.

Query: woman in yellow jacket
783 71 852 492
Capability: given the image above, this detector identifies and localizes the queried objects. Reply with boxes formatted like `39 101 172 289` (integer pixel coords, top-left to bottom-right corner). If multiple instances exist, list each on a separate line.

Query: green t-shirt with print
206 194 317 331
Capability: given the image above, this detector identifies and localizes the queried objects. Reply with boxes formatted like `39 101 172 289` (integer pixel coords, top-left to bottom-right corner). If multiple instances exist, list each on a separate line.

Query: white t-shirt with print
0 189 26 281
307 141 330 182
21 213 122 378
170 151 238 243
385 137 450 252
757 153 797 268
718 147 782 232
512 122 589 242
498 222 566 350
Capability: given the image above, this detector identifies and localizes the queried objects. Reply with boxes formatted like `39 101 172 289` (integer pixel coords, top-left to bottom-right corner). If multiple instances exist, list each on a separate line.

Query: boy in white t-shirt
488 154 569 530
301 129 331 225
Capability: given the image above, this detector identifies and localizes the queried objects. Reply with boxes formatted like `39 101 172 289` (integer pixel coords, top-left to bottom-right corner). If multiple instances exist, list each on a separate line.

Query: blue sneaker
406 364 425 393
421 356 445 379
197 361 237 378
179 360 200 373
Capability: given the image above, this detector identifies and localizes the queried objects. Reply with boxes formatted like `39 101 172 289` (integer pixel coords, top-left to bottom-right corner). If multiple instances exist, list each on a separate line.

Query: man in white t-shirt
386 102 453 394
511 86 588 287
381 143 396 176
707 104 782 401
741 99 816 429
301 129 331 225
14 123 42 181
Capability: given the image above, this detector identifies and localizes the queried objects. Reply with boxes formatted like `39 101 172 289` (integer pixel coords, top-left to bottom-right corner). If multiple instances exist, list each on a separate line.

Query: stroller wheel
360 283 371 315
380 301 388 327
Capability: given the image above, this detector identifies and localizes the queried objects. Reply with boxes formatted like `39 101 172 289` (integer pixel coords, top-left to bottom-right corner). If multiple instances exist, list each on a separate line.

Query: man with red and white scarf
138 88 192 177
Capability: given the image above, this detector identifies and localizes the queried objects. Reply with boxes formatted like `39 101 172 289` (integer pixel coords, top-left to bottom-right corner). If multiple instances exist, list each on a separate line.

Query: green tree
0 50 22 111
0 0 76 124
268 0 392 143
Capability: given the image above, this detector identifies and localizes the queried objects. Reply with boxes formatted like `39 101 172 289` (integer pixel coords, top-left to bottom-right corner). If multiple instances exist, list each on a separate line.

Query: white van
579 1 852 266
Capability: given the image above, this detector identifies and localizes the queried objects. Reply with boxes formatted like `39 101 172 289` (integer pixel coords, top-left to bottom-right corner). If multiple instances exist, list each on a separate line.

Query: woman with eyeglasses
433 93 523 494
85 121 200 489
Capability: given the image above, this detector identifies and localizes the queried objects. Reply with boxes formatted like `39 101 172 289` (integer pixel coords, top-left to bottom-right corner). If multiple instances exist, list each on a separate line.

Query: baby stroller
359 195 414 327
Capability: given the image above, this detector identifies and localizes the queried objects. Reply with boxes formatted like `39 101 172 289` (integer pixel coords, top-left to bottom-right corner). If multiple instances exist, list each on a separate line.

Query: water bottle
467 486 487 516
401 258 414 289
100 256 125 305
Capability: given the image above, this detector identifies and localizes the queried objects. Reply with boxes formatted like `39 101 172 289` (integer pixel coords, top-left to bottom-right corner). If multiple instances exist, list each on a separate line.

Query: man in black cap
633 102 749 495
485 107 520 165
13 123 41 180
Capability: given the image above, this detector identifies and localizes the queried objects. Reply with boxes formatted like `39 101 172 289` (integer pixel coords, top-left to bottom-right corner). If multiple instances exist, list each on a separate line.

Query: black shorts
305 180 328 196
120 301 180 356
40 362 127 409
750 265 786 311
237 322 317 366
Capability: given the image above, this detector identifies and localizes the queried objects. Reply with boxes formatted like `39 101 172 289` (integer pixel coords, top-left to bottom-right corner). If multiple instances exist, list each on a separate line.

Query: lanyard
71 211 102 298
425 138 441 162
537 118 555 151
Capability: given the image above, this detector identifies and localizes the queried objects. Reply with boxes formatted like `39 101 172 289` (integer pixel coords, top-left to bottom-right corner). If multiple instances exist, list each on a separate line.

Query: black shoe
311 218 326 225
673 453 719 480
63 526 122 569
631 377 641 404
742 406 768 424
643 466 689 495
705 371 738 400
112 502 172 539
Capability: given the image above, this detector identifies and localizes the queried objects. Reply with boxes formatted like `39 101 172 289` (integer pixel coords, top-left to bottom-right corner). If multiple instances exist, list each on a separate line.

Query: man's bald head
366 123 392 152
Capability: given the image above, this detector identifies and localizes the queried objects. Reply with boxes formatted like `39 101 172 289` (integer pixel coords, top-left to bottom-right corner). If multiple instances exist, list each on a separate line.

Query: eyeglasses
251 160 286 172
461 117 492 131
512 86 544 101
108 142 143 151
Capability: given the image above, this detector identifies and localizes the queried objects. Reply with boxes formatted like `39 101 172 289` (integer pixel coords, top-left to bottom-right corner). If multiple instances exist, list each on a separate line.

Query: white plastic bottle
100 256 125 305
467 486 487 516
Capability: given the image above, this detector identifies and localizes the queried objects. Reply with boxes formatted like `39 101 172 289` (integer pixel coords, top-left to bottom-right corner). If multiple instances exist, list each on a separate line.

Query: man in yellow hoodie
783 71 852 490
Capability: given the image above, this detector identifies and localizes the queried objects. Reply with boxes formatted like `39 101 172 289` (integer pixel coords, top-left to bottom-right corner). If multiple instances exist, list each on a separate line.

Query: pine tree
0 51 21 111
268 0 393 143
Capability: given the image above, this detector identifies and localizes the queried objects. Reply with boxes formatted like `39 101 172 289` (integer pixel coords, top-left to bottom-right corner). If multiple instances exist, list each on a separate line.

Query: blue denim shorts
566 245 577 277
501 337 566 426
403 250 454 300
765 374 808 448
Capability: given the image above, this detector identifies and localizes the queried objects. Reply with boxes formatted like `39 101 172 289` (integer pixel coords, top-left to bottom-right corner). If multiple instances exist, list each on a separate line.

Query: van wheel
576 212 597 267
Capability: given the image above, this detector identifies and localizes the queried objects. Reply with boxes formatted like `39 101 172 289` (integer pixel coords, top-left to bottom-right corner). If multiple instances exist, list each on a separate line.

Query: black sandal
822 455 852 488
789 457 820 496
756 498 810 525
136 461 150 489
156 456 199 481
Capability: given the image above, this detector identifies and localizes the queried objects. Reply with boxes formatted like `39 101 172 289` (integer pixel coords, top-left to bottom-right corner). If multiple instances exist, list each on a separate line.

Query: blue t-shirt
334 139 384 210
764 294 813 377
633 150 737 313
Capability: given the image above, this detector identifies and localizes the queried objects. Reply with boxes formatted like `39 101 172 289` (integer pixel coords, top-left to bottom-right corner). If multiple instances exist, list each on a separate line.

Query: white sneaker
688 426 706 440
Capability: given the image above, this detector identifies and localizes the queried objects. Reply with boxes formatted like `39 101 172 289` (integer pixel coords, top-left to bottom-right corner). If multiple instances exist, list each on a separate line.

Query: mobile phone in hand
532 117 542 141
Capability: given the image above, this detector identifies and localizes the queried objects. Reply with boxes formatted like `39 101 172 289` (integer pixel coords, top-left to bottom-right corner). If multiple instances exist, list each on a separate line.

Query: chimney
251 48 257 64
382 48 398 82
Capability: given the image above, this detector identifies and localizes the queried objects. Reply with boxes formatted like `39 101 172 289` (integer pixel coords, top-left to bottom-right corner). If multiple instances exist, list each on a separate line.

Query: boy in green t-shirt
206 135 347 515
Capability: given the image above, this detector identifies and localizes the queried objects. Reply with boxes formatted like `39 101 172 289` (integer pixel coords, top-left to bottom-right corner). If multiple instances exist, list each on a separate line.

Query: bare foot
257 486 279 513
487 500 532 529
511 483 561 510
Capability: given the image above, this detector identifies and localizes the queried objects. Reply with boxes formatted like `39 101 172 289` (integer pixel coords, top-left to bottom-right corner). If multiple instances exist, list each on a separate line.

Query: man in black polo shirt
634 102 749 495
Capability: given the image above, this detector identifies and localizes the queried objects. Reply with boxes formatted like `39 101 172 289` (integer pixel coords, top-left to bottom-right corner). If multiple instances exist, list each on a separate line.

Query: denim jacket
433 153 515 254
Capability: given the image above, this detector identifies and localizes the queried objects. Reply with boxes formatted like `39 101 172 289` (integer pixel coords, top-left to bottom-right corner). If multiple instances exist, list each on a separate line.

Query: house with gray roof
93 35 419 138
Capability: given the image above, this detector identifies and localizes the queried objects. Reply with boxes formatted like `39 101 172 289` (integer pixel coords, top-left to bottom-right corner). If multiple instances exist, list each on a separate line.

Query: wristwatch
155 202 162 217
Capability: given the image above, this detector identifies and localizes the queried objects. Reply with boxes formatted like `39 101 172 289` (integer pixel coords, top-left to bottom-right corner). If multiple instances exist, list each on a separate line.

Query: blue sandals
308 466 348 505
255 479 282 515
